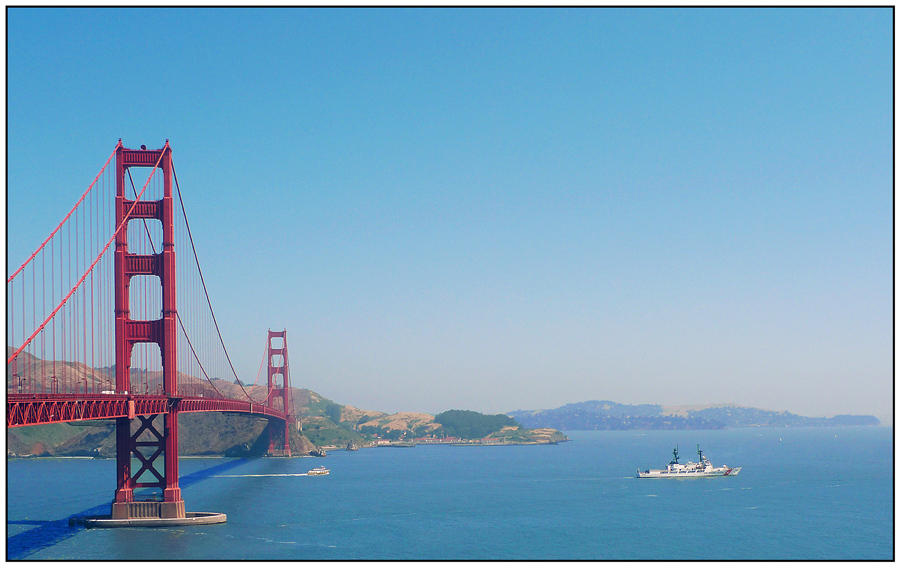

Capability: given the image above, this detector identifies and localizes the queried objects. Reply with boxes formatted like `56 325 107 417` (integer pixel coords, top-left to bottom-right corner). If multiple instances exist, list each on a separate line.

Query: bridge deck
7 394 287 428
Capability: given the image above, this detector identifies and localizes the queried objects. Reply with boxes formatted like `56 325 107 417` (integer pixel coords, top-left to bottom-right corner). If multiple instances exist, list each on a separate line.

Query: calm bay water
7 427 893 560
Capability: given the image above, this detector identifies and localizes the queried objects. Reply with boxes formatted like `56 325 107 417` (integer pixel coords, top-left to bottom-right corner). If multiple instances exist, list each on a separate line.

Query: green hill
433 410 520 439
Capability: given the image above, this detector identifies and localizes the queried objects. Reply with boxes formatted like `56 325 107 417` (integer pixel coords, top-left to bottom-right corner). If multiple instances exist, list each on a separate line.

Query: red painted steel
115 142 174 395
113 141 184 514
7 394 288 427
266 330 294 456
10 141 294 520
7 394 169 427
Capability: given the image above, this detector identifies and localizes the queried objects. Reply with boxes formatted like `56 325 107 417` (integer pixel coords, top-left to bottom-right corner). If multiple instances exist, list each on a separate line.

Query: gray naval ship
637 445 741 478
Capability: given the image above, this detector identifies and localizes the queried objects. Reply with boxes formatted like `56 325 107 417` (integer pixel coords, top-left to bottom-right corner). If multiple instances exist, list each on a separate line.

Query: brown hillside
360 412 440 433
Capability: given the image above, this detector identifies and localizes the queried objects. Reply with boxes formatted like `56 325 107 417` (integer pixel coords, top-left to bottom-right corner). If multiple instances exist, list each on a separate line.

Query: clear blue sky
6 8 893 422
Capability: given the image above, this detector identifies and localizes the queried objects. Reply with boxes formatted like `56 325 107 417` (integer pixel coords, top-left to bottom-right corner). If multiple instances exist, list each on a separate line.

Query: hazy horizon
6 346 890 424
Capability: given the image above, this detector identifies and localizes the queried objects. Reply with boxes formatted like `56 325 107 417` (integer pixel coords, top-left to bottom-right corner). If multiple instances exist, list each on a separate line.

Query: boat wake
213 473 309 478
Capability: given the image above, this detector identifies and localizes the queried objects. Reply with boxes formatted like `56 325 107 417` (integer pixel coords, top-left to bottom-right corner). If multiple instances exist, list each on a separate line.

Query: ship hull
637 467 741 478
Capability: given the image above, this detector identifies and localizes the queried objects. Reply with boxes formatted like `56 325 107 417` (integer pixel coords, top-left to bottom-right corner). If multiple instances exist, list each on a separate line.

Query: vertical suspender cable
81 189 87 393
90 191 95 393
51 236 55 392
90 180 95 392
41 247 45 392
172 165 257 401
9 272 13 362
7 148 163 367
7 145 117 285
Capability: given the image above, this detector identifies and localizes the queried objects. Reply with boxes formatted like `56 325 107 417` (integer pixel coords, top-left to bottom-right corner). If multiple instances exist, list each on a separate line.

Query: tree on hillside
434 410 520 439
324 402 342 424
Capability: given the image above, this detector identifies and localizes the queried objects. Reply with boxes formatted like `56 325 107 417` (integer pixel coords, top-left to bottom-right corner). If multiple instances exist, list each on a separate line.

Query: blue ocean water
6 427 893 560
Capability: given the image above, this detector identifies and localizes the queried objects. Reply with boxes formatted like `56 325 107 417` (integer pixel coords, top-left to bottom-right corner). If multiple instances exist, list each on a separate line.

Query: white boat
637 445 741 478
307 466 330 476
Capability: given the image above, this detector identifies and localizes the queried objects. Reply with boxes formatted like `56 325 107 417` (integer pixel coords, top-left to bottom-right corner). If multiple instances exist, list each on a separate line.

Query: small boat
307 466 330 476
637 445 741 478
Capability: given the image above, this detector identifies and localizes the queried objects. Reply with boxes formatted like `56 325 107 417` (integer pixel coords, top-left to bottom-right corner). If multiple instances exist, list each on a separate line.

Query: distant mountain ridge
508 400 881 430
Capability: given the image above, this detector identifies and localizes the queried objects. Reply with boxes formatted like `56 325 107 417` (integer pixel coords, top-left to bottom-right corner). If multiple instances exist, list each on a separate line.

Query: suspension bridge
7 141 296 523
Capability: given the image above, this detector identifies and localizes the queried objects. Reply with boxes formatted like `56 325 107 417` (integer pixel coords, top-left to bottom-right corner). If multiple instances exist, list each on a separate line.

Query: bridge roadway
6 393 288 428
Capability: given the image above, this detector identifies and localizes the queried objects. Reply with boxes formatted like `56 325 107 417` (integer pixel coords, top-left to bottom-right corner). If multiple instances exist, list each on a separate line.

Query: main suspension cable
7 144 164 365
8 144 118 284
172 163 263 404
175 313 227 399
253 336 269 387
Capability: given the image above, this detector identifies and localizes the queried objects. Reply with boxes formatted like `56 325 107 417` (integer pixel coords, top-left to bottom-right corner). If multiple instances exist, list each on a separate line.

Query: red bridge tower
111 141 184 520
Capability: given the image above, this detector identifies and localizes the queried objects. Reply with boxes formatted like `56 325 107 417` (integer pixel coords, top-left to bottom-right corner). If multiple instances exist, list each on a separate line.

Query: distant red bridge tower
266 329 294 456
